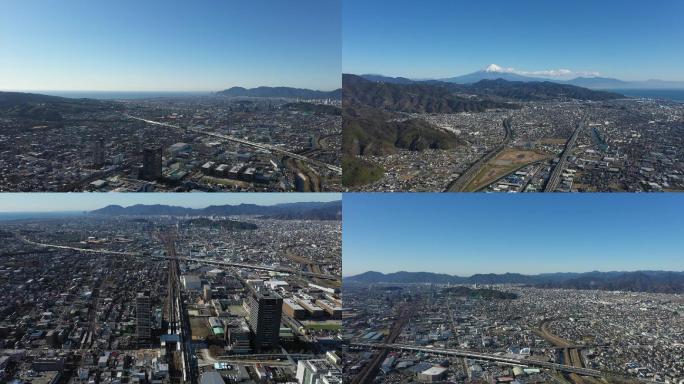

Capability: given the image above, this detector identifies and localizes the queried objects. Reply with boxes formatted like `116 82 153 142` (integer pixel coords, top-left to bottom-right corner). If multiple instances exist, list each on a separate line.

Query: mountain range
345 270 684 294
0 91 118 122
90 201 342 220
347 74 622 105
216 86 341 100
341 74 619 160
361 65 684 90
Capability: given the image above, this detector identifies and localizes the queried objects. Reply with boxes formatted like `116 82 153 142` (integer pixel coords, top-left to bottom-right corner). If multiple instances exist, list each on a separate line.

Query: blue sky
0 0 341 91
343 0 684 81
343 194 684 276
0 193 340 212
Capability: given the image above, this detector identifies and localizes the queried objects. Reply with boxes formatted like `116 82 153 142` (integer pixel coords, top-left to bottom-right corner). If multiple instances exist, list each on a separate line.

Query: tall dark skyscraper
135 293 151 340
91 137 105 168
249 289 283 352
141 146 162 180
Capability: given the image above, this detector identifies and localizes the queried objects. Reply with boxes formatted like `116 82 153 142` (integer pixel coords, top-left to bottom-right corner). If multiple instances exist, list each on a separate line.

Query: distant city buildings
0 96 341 191
0 203 342 383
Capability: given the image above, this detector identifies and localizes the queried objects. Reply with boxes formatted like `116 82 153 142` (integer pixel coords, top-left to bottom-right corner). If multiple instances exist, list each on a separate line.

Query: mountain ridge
344 270 684 293
359 66 684 90
90 201 341 220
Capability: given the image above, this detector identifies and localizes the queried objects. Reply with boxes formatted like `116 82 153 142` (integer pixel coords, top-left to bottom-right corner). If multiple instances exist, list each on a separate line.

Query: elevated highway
21 238 339 281
350 342 603 377
124 114 341 174
544 121 584 192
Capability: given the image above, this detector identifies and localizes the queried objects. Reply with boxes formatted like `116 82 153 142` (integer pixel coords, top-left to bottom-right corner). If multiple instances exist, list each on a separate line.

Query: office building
141 146 162 180
91 137 105 167
248 289 282 351
136 293 151 340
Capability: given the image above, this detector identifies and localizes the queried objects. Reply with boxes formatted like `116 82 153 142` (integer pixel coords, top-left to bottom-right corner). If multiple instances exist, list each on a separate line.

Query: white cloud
484 64 600 78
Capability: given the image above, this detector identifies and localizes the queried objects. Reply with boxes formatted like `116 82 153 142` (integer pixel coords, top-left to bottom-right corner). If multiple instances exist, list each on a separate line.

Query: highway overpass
350 342 603 377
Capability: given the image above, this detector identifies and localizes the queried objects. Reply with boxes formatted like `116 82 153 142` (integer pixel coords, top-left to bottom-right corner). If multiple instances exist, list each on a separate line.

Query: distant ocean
0 211 86 221
608 89 684 102
34 91 212 100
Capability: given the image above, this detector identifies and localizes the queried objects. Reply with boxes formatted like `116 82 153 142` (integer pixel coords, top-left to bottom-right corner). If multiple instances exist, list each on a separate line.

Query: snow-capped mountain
364 64 684 89
441 64 550 83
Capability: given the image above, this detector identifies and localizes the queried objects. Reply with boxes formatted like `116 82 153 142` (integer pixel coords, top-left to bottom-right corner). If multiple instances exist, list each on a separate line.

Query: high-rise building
248 289 282 351
136 293 151 340
141 146 162 180
91 137 105 167
203 284 212 301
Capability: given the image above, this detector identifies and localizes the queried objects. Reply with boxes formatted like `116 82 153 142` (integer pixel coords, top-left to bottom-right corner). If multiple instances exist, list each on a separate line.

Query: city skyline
0 0 341 92
343 0 684 81
343 194 684 276
0 193 341 213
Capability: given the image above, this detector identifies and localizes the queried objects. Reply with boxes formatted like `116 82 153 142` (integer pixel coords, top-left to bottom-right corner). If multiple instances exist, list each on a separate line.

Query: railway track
351 304 414 384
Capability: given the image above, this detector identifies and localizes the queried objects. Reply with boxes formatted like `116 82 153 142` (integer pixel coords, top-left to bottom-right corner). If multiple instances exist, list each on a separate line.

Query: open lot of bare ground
464 148 550 191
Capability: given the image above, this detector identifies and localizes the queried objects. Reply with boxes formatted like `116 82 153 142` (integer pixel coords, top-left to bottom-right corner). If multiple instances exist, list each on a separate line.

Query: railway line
157 231 197 384
350 304 415 384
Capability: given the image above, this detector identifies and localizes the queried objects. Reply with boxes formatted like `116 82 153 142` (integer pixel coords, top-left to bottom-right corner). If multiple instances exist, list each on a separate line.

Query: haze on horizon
0 193 341 213
0 0 341 92
343 194 684 276
343 0 684 82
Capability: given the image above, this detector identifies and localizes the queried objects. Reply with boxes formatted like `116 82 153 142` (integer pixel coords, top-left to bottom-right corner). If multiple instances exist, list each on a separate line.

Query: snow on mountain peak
484 64 505 72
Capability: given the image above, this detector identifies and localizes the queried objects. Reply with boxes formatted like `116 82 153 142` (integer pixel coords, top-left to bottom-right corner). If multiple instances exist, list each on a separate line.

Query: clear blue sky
343 0 684 81
0 193 340 212
343 194 684 276
0 0 341 91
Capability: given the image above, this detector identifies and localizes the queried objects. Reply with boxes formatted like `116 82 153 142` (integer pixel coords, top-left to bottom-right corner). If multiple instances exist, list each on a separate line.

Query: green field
302 321 342 331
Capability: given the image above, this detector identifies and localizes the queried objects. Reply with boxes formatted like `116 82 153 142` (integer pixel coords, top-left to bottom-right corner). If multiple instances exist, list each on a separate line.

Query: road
21 237 338 281
543 121 584 192
124 114 342 174
536 319 603 384
350 342 603 377
446 117 513 192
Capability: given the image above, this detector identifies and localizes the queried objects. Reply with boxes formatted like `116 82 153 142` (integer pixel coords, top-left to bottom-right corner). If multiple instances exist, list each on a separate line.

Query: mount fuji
438 64 684 89
441 64 552 83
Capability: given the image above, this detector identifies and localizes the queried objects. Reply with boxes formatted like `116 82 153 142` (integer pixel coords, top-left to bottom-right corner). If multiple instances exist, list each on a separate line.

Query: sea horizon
0 211 87 221
14 90 215 100
606 88 684 102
